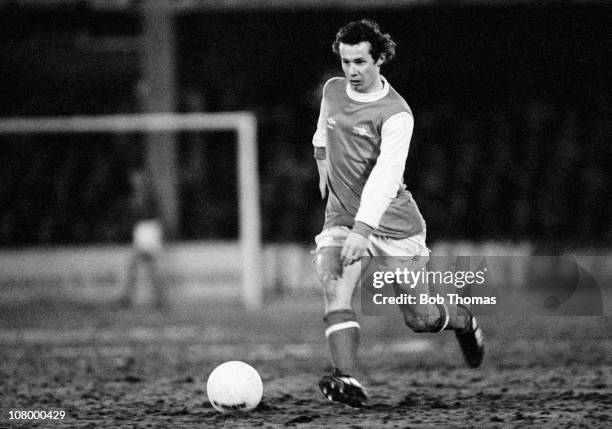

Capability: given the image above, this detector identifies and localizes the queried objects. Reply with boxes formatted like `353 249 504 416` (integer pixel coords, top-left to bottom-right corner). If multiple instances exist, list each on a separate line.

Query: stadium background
1 1 610 247
0 1 611 427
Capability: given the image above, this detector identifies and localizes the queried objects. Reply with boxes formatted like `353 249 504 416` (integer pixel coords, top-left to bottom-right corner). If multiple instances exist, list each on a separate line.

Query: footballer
312 19 485 407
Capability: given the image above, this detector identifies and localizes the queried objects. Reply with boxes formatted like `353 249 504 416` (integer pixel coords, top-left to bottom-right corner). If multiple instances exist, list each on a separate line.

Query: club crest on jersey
352 125 373 138
326 117 336 129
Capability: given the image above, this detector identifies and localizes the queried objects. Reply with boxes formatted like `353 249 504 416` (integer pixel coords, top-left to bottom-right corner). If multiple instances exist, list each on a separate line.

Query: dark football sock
454 303 472 332
439 302 471 332
324 309 360 375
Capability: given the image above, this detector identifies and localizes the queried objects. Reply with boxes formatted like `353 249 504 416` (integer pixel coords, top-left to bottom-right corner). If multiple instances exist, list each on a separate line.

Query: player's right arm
315 157 328 199
312 86 330 199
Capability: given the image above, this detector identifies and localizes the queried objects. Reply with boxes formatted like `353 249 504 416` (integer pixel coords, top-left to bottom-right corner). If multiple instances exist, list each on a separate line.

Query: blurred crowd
1 4 609 249
409 96 610 247
0 92 609 248
260 92 611 248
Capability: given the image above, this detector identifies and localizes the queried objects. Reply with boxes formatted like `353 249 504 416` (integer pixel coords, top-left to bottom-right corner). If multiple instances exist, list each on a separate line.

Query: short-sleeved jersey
318 77 425 239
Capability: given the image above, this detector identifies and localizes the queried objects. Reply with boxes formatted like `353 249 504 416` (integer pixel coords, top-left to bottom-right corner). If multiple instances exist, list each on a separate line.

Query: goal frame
0 112 263 309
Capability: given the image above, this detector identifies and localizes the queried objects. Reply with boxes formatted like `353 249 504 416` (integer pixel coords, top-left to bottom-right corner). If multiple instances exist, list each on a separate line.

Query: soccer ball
206 361 263 413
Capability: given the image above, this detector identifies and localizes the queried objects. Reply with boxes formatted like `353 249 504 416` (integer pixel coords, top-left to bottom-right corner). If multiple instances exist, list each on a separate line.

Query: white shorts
315 226 430 259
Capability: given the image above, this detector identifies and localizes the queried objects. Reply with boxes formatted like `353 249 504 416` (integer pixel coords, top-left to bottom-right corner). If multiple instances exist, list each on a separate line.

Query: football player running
312 19 484 408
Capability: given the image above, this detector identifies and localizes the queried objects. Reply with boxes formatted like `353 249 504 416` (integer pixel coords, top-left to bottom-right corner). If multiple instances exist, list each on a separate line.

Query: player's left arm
313 91 330 199
341 112 414 265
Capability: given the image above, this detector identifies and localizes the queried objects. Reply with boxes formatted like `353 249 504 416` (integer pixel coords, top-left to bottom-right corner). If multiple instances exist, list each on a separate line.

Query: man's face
339 41 383 94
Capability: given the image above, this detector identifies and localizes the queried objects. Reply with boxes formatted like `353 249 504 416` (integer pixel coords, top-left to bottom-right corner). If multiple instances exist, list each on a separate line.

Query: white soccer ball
206 361 263 413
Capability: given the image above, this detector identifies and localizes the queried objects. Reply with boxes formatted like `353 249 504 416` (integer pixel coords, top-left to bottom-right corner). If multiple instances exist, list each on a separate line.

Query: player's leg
423 264 485 368
390 261 484 367
313 227 368 407
454 303 485 368
388 263 467 332
315 246 362 374
119 251 140 308
372 234 484 367
144 251 167 311
367 234 444 331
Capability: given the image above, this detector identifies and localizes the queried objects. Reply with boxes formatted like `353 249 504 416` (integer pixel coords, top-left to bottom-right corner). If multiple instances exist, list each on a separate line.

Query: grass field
1 292 611 428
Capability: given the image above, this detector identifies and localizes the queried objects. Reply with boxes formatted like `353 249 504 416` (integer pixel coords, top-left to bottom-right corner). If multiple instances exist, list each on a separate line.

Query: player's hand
341 232 369 266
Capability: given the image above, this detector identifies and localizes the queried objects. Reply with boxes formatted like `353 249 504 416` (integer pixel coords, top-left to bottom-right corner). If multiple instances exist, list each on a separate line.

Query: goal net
0 112 263 309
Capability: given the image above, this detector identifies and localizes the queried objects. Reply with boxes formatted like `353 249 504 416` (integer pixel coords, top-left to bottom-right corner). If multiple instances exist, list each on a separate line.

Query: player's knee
403 315 433 333
314 246 343 285
314 246 355 309
402 304 440 333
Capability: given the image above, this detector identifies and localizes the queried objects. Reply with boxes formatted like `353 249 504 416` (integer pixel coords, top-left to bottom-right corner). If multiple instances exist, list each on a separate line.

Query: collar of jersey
345 75 389 102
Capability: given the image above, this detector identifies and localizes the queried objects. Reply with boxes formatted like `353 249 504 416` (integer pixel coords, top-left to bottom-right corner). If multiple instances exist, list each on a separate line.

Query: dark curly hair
332 19 397 64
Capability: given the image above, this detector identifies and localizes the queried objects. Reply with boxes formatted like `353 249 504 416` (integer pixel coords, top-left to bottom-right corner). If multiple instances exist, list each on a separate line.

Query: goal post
0 112 263 310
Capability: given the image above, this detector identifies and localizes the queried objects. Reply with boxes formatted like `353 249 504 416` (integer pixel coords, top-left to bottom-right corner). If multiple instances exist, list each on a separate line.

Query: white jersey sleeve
354 111 414 229
312 94 329 148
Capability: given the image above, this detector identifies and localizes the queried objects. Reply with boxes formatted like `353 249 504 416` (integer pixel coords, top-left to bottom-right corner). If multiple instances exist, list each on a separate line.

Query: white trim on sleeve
312 96 328 148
